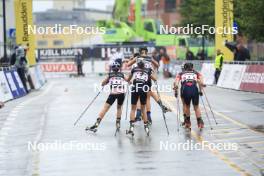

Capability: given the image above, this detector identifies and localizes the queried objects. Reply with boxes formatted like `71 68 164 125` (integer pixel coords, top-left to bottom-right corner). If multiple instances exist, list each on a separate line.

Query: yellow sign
215 0 234 61
14 0 36 65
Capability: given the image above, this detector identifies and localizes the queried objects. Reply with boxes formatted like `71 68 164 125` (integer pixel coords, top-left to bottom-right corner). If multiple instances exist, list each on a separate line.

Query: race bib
134 72 148 82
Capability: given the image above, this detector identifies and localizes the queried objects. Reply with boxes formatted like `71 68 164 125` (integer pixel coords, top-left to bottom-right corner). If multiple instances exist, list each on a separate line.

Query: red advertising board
240 65 264 93
41 63 77 72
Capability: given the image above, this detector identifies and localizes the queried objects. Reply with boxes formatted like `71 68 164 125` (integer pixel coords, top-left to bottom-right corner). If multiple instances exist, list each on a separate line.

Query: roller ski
114 118 121 136
144 122 150 136
85 118 101 133
126 121 135 137
197 118 204 131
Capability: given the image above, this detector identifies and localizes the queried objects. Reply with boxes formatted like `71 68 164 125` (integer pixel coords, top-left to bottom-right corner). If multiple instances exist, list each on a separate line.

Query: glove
199 92 203 96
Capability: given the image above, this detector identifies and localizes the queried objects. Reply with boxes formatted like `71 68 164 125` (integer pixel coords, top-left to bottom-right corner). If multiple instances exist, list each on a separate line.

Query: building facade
146 0 182 27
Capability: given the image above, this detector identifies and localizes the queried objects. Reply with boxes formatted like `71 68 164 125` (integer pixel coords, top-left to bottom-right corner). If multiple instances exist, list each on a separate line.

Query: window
53 40 64 46
144 22 154 32
37 40 48 47
165 0 176 12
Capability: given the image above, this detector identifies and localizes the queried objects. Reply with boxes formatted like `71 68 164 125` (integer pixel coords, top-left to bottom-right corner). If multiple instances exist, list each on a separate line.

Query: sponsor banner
0 71 13 102
15 0 36 65
215 0 234 61
201 63 215 85
29 67 41 89
4 70 20 98
217 64 246 90
12 70 27 96
38 48 83 60
240 65 264 93
40 62 77 73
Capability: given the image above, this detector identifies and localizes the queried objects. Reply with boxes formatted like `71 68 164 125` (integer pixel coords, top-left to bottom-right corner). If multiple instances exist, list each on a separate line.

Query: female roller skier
126 58 157 136
85 61 129 133
174 63 205 130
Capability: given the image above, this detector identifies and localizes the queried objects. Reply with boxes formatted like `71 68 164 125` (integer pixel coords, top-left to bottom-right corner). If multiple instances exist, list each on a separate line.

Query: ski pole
74 87 104 126
155 81 170 136
202 89 218 125
175 96 181 132
125 84 129 120
200 96 213 130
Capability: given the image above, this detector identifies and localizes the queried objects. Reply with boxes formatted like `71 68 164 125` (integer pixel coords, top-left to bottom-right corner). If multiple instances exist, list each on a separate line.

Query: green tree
179 0 215 39
234 0 264 42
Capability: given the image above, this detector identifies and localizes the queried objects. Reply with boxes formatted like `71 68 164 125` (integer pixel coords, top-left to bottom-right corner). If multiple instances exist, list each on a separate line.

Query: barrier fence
0 64 47 102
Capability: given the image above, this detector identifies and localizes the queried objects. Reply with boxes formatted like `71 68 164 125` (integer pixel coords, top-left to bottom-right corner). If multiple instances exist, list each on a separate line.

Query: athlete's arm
127 58 136 67
151 58 159 68
101 77 109 86
197 73 205 93
150 74 157 82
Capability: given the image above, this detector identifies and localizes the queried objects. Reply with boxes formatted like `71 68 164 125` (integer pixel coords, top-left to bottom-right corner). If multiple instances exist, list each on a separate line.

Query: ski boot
144 122 150 136
197 118 204 131
181 114 187 126
85 118 101 133
147 112 152 125
184 116 191 130
135 109 142 122
115 118 121 136
126 121 135 137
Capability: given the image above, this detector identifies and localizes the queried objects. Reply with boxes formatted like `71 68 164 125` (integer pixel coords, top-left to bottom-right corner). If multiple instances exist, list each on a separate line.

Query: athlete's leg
116 93 125 119
99 103 111 120
130 92 139 122
135 100 142 121
192 92 204 128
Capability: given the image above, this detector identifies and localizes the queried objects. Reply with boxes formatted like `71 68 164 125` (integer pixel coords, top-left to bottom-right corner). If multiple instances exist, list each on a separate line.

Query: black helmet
184 62 193 71
137 57 145 69
111 62 121 72
139 47 148 54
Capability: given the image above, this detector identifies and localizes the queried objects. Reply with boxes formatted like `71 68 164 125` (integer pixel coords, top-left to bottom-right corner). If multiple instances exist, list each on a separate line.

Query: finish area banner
15 0 36 66
240 65 264 93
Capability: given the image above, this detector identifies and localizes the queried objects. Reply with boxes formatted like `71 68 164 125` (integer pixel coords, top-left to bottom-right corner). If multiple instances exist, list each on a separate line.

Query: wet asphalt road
0 76 264 176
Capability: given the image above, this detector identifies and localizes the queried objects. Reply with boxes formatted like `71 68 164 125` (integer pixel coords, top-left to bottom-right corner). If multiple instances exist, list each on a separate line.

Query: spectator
14 45 29 93
234 44 250 61
75 50 84 76
152 49 160 64
186 47 195 60
214 49 224 84
196 49 206 60
159 48 171 78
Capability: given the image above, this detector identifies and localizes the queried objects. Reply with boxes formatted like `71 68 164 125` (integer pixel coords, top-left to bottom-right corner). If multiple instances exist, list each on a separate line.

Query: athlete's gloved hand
199 92 203 96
